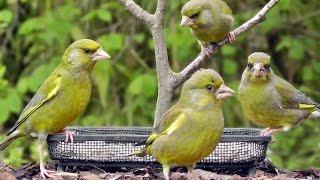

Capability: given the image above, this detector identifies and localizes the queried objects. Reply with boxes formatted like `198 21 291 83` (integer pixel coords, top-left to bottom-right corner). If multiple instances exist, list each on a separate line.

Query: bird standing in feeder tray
181 0 235 58
238 52 320 136
131 69 234 180
0 39 111 178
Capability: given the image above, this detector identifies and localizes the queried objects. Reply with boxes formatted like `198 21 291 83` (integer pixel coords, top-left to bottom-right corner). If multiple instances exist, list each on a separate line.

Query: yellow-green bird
238 52 320 136
0 39 111 178
181 0 235 57
133 69 234 180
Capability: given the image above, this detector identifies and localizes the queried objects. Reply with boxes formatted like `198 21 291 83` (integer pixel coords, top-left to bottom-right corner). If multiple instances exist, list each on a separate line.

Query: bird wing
211 0 232 16
145 105 184 147
221 3 233 16
7 72 62 136
275 75 319 110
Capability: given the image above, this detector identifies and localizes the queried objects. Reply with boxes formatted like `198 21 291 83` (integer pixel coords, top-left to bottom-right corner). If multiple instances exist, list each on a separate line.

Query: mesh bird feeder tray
47 127 271 173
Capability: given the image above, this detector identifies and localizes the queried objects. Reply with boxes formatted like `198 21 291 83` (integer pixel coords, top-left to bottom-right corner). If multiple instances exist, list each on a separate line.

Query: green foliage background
0 0 319 170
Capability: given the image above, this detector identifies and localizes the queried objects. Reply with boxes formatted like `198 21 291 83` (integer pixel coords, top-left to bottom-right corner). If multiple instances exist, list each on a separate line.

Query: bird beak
92 48 111 61
252 63 266 78
215 84 235 100
180 16 193 27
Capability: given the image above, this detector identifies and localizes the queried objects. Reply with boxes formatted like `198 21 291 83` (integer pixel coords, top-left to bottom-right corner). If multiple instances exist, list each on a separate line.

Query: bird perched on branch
181 0 235 57
0 39 111 178
131 69 234 180
238 52 320 136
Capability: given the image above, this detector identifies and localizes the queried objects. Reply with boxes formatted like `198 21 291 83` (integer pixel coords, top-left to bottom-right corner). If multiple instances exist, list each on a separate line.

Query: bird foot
202 44 219 58
40 165 56 179
202 46 213 58
260 128 284 136
227 32 236 43
59 129 76 144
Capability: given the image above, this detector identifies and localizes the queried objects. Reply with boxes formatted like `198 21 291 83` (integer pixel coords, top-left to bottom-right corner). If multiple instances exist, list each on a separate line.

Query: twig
117 0 154 28
175 0 280 86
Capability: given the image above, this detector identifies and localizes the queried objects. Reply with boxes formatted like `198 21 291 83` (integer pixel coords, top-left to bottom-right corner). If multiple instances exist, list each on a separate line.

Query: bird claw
227 32 236 43
40 165 55 179
202 47 213 58
260 127 283 136
59 129 76 144
202 44 219 59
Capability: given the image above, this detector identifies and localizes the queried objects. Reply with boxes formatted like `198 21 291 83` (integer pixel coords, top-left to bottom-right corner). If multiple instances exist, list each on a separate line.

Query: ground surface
0 161 319 180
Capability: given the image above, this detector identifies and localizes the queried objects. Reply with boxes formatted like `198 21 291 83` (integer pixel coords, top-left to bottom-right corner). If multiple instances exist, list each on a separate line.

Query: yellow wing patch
145 113 185 147
299 104 315 109
6 75 61 136
165 113 185 135
47 76 61 99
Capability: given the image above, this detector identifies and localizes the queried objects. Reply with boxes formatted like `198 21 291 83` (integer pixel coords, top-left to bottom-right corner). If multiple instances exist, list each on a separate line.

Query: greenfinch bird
238 52 320 136
133 69 234 180
0 39 111 178
181 0 235 57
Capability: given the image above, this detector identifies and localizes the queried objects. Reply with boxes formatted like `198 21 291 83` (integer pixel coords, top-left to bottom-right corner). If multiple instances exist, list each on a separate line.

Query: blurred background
0 0 319 170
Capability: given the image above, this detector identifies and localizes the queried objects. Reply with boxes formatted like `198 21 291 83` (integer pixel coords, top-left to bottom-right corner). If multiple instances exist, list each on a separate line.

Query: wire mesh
47 127 270 168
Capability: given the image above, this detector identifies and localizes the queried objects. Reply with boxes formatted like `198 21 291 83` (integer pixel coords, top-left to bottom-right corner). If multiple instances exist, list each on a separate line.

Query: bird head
181 69 234 108
243 52 272 83
62 39 111 71
180 0 214 29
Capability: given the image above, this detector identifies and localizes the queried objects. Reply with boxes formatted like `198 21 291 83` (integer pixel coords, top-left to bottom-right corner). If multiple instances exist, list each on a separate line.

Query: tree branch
155 0 166 21
117 0 154 27
175 0 279 87
151 0 174 125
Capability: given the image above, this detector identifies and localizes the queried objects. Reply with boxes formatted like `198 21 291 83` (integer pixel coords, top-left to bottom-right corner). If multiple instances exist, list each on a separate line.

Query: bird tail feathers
125 148 147 157
134 140 147 146
0 131 24 151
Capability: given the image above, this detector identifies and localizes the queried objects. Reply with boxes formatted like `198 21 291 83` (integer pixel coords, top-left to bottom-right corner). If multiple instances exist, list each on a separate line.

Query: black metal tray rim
47 127 271 142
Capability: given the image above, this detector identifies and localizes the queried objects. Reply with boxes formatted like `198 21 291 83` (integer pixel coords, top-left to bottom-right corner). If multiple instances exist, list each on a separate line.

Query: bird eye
264 64 270 69
206 85 213 90
83 48 93 54
247 63 253 68
190 13 199 19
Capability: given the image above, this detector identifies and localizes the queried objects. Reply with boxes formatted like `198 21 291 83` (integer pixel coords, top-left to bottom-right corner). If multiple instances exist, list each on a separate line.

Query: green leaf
313 62 320 74
82 10 97 21
262 8 281 33
222 59 238 75
97 33 124 54
0 65 6 78
0 100 9 123
82 9 111 23
16 77 29 94
94 62 112 108
18 18 42 35
302 66 314 81
127 74 157 98
276 36 291 51
97 10 112 23
0 9 13 26
133 34 145 44
278 0 291 11
221 45 236 56
289 40 304 60
6 90 22 113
